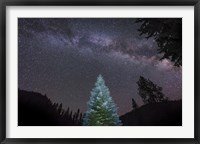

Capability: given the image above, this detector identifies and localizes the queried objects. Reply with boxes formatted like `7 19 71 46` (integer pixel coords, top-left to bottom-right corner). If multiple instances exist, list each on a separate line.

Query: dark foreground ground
18 89 182 126
120 100 182 126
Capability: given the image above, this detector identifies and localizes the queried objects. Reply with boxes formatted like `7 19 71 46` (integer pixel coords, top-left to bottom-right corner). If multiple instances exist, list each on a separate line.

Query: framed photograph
0 0 199 143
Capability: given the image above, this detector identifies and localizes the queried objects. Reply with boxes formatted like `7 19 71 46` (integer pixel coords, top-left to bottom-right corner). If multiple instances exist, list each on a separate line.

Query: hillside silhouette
120 100 182 126
18 89 82 126
18 89 182 126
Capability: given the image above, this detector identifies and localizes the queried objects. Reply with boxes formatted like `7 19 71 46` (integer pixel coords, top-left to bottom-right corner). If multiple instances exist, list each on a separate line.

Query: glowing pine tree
83 75 122 126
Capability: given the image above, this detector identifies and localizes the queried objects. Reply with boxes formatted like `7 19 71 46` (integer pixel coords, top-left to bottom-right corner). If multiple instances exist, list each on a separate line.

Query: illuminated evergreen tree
83 75 121 126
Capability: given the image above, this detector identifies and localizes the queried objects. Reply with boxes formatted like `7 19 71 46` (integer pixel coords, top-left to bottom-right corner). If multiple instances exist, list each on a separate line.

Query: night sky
18 18 182 115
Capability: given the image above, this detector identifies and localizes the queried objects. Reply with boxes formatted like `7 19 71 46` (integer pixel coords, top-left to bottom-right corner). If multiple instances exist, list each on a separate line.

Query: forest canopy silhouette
135 18 182 66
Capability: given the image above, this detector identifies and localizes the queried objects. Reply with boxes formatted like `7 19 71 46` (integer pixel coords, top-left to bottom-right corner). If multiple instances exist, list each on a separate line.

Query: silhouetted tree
136 18 182 66
66 107 70 115
83 75 121 126
57 104 63 115
132 98 138 110
137 76 166 104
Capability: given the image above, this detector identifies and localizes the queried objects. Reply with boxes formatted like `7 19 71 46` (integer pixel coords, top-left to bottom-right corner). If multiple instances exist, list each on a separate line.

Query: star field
18 18 182 115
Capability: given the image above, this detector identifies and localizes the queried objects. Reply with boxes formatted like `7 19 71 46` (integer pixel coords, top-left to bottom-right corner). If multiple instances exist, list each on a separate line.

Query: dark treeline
19 88 182 126
18 89 82 126
18 75 181 126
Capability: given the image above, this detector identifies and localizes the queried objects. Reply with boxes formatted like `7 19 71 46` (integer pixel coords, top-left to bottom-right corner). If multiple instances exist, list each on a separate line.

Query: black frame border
0 0 199 143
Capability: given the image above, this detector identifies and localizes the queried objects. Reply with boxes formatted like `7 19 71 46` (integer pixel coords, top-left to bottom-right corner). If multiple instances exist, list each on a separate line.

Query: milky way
18 18 182 115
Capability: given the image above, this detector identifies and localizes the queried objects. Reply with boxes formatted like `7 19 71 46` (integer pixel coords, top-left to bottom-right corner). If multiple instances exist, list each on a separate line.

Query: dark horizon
18 18 182 115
